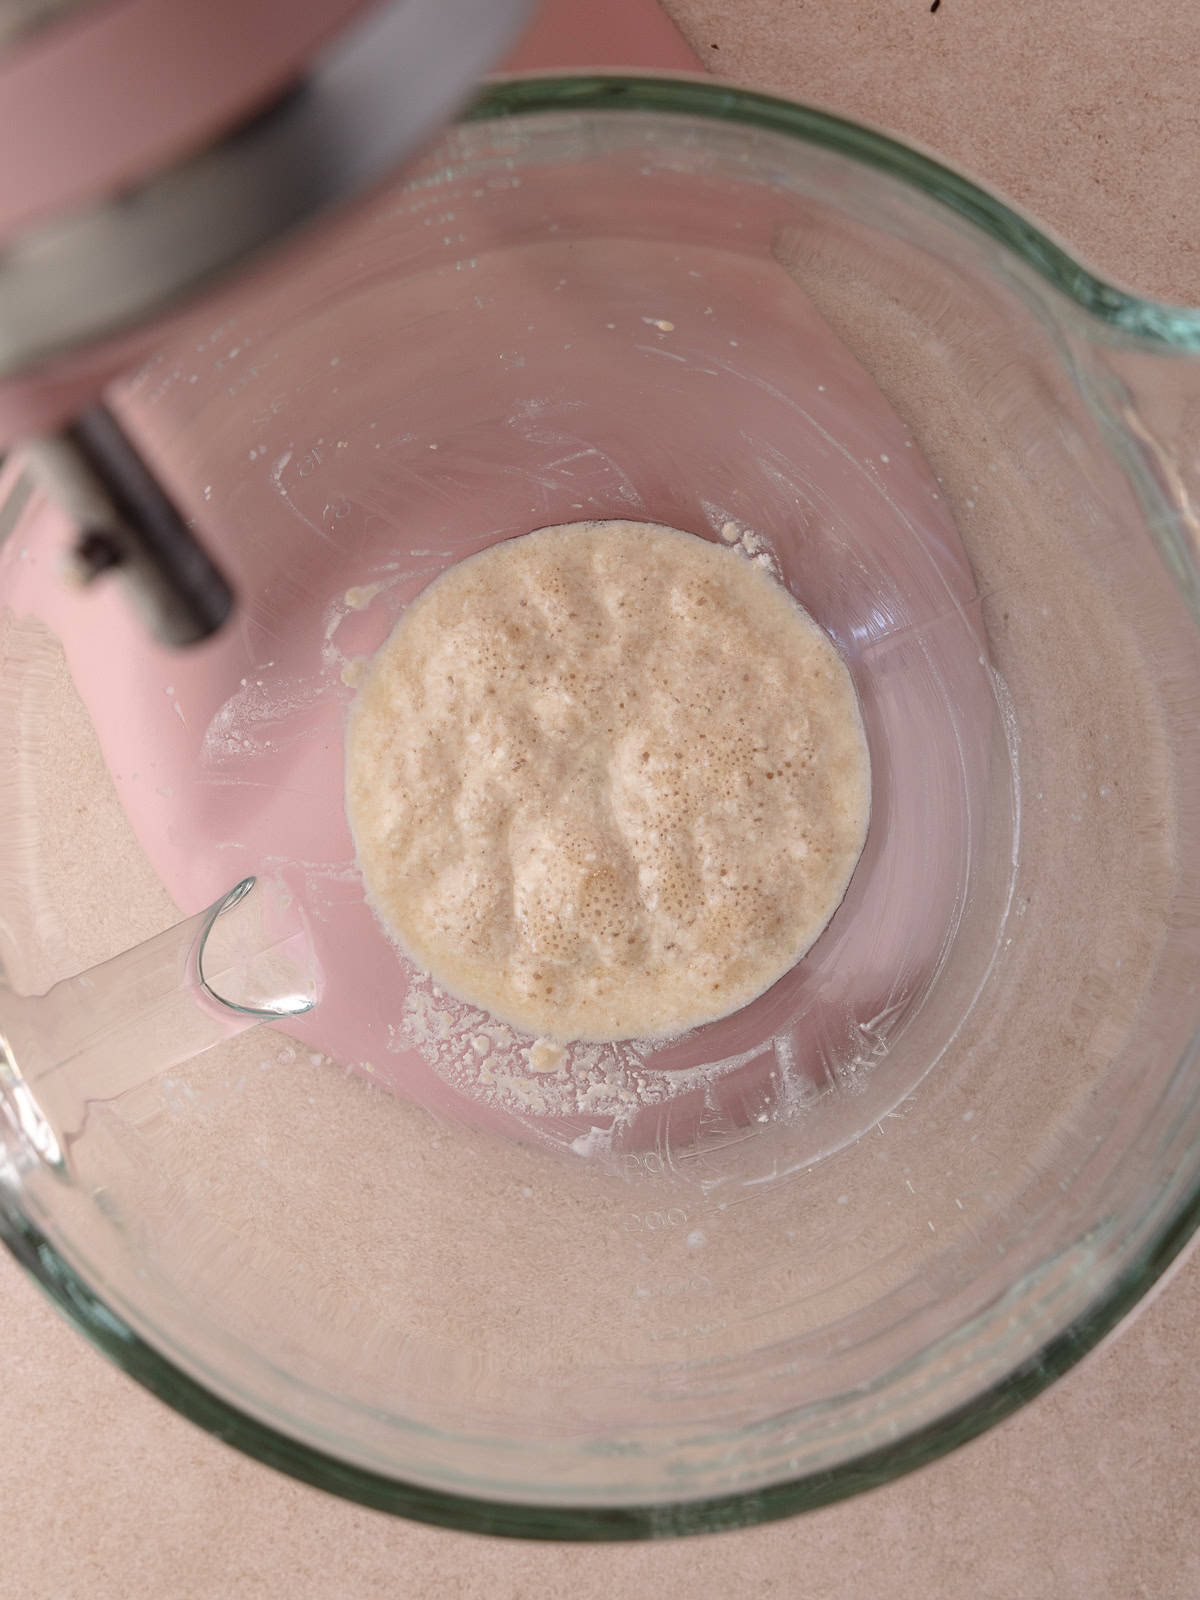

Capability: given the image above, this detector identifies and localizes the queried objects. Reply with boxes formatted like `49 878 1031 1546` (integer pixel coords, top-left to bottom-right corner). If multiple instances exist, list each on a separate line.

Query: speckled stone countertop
3 2 1199 1595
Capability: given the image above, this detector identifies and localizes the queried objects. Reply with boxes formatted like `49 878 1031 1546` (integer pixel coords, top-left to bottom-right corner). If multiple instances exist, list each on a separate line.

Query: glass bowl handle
0 875 318 1170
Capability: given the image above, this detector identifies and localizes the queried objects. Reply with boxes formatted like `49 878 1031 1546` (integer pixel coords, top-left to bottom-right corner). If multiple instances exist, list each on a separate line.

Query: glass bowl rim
4 71 1199 1541
469 73 1200 350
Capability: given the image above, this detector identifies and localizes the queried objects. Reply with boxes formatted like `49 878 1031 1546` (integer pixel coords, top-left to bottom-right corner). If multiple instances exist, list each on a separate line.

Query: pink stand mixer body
0 0 1000 1156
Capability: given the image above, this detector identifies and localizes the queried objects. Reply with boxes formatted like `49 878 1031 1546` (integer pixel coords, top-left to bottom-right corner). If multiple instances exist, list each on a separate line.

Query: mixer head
0 0 535 642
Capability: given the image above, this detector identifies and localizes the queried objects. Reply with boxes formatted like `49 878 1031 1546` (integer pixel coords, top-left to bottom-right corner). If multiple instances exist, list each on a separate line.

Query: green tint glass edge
4 1177 1200 1539
467 75 1200 351
4 74 1200 1538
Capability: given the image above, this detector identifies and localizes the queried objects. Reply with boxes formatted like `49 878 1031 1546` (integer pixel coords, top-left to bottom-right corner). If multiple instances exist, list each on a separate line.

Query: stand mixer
2 0 1199 1538
0 0 991 1159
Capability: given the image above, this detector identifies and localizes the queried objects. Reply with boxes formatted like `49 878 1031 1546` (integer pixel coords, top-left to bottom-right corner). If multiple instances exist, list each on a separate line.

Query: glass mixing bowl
2 76 1200 1539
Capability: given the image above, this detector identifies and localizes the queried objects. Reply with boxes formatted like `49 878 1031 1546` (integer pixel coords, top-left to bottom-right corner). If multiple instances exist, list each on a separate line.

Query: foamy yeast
346 521 870 1041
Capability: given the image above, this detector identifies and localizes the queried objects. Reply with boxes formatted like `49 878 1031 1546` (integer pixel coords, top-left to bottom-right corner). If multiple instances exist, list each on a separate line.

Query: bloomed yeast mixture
346 521 870 1041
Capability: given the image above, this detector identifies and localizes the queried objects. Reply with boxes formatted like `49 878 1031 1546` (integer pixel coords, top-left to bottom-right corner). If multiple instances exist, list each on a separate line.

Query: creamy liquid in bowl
346 520 870 1042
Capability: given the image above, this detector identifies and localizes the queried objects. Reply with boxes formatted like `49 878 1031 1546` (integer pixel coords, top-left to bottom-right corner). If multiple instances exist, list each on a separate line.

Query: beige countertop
4 2 1200 1595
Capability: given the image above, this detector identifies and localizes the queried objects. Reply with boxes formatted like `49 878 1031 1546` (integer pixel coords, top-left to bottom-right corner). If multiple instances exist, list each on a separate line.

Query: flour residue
710 514 783 580
391 965 771 1131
